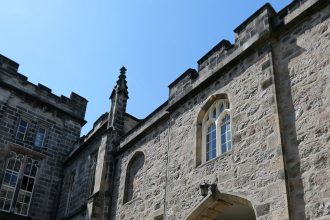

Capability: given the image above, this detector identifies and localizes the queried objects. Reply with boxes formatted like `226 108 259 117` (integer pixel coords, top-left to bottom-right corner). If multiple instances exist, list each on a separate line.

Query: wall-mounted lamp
199 181 217 197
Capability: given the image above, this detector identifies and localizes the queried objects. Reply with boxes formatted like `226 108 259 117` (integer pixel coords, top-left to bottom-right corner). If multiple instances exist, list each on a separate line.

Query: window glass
220 114 231 153
15 158 38 216
202 99 231 162
0 157 21 212
206 123 216 161
0 153 39 216
16 120 28 140
34 127 46 147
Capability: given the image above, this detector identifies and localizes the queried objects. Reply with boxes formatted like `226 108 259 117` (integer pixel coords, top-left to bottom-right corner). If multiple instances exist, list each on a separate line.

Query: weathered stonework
0 55 87 220
0 0 329 219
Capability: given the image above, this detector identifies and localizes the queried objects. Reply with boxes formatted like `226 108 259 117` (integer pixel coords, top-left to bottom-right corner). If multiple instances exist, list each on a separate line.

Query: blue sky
1 0 291 134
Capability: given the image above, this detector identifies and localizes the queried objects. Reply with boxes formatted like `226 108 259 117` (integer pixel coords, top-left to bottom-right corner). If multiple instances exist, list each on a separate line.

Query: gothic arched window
196 94 231 165
0 152 39 216
123 152 145 203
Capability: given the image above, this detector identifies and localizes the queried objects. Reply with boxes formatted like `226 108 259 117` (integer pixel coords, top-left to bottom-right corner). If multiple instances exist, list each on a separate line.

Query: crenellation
0 54 19 73
37 83 52 93
0 0 329 219
0 55 87 124
234 4 275 44
168 68 198 105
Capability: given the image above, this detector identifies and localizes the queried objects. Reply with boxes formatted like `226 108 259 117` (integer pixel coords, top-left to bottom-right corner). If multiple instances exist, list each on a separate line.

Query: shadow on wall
273 29 307 219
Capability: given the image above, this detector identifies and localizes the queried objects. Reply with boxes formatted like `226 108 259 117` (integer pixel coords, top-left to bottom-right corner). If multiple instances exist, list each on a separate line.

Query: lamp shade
200 182 209 197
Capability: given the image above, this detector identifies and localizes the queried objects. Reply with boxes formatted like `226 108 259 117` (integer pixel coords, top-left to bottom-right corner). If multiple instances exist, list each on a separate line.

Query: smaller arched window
123 152 145 203
202 99 231 163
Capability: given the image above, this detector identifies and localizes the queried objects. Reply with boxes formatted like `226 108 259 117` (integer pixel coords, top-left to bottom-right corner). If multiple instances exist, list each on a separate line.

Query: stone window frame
201 99 231 163
0 150 40 217
33 127 46 148
15 118 29 141
196 94 232 166
33 119 51 149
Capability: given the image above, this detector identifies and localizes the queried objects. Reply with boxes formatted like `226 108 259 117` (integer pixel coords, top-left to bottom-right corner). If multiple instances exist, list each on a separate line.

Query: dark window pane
17 193 24 202
16 133 24 140
7 160 15 170
7 190 13 199
24 164 31 175
212 108 216 118
24 194 30 203
22 204 28 215
31 166 37 177
4 173 11 185
0 189 6 198
27 178 34 192
16 202 22 213
14 161 21 172
220 104 224 113
10 174 18 187
20 120 28 127
21 176 28 190
4 200 11 210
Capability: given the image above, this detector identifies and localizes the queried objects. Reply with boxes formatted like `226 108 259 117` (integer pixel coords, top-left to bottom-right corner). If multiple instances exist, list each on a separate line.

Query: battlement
167 0 322 108
0 54 88 124
0 54 19 73
168 68 198 105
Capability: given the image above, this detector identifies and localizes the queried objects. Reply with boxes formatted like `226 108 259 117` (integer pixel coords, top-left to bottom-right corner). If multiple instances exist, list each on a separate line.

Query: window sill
197 150 233 168
8 143 46 160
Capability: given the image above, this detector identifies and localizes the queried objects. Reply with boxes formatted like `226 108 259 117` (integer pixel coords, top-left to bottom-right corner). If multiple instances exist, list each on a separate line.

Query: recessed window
88 152 98 196
16 119 28 141
0 152 39 216
65 170 76 215
200 97 231 163
123 152 145 203
34 127 46 148
15 158 38 215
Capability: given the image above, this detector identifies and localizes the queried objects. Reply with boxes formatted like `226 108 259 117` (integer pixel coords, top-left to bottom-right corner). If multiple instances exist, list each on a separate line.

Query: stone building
0 0 329 219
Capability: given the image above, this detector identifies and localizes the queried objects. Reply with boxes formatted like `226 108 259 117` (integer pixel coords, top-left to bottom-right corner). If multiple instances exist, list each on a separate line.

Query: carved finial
120 66 127 75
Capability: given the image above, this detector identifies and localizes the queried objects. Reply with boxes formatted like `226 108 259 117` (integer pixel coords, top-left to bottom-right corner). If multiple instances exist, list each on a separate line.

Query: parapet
167 0 321 109
168 68 198 105
0 54 19 73
0 54 88 124
233 3 276 46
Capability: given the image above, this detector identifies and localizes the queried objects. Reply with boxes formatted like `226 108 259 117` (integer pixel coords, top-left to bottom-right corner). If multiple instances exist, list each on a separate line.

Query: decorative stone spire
110 66 128 99
108 67 129 133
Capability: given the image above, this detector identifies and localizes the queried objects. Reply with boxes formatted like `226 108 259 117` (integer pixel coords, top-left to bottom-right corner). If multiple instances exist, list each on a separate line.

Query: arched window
0 155 22 212
15 157 38 215
197 94 231 165
0 152 39 216
123 152 145 203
